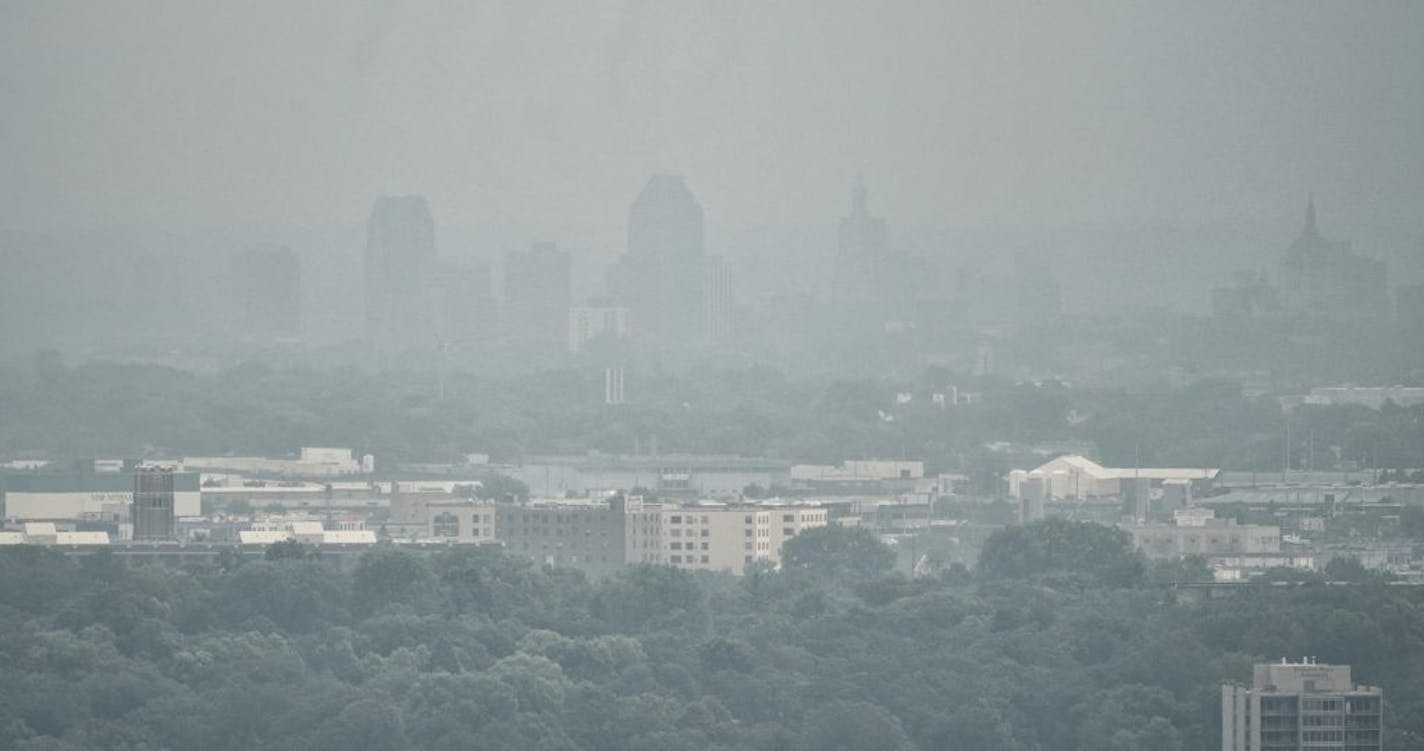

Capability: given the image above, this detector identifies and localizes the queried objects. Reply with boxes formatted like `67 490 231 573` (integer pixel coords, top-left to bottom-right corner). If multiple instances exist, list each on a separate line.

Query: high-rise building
504 241 572 349
426 259 496 345
832 176 889 303
1278 197 1388 320
703 255 733 346
364 196 436 350
132 466 176 540
604 366 625 405
609 174 706 347
569 305 630 353
231 246 300 338
1221 659 1383 751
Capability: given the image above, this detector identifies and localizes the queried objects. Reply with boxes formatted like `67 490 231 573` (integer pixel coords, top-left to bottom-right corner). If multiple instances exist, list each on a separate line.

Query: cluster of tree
2 358 1423 479
2 521 1423 750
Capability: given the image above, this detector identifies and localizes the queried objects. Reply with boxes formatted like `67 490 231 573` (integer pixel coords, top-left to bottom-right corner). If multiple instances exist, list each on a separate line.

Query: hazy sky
2 0 1421 233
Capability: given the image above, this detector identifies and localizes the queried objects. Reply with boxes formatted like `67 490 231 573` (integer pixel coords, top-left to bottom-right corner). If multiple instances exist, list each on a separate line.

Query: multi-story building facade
425 500 498 544
504 241 571 349
364 195 436 350
485 496 826 577
1126 519 1281 560
568 305 631 353
1222 660 1383 751
494 497 632 578
607 174 708 348
132 466 177 540
645 503 828 575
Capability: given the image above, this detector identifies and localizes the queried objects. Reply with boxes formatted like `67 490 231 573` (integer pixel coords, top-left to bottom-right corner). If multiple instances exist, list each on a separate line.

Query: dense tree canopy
1 529 1423 750
4 359 1423 478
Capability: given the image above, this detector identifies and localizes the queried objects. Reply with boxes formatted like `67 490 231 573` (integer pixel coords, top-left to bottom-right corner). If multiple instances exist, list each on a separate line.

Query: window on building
432 512 459 537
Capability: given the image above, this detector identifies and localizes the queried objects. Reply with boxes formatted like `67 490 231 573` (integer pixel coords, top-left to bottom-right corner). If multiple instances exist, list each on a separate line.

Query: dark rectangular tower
132 466 176 540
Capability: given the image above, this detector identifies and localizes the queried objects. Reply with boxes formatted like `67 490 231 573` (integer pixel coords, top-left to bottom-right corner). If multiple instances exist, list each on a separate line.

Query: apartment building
1222 659 1382 751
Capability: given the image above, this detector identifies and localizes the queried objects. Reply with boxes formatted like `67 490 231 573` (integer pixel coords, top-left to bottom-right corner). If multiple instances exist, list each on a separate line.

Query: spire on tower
1305 193 1317 236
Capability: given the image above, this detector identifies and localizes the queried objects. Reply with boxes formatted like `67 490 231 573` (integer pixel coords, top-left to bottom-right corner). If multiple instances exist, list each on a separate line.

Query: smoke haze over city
3 3 1424 750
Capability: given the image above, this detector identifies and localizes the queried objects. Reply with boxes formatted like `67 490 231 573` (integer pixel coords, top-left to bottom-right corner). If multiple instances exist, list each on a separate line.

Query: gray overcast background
2 0 1421 235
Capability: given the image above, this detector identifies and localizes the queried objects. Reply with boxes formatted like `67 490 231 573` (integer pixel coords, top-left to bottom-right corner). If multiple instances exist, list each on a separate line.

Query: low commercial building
180 447 373 477
515 454 790 499
2 471 200 521
791 460 924 494
1125 519 1281 560
1222 659 1382 750
1009 455 1218 501
237 520 377 546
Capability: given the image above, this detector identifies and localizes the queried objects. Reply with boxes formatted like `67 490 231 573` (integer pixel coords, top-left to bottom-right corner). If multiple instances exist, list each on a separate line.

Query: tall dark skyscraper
504 241 572 349
132 466 176 540
231 246 300 338
364 195 436 350
832 177 889 303
610 174 707 347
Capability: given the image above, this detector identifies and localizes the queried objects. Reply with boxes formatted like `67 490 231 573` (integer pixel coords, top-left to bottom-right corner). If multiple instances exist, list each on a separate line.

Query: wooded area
2 521 1422 750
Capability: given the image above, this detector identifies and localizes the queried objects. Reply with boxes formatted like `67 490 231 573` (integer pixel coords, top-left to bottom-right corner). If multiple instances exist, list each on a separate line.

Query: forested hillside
2 522 1423 750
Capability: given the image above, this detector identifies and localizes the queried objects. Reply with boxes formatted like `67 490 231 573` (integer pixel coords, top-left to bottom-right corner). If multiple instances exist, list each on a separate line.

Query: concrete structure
1008 455 1218 501
1222 659 1382 750
237 520 377 546
832 177 889 303
604 367 625 405
486 495 826 577
791 461 924 494
608 174 708 348
132 467 177 540
647 502 829 574
1277 197 1388 320
1125 518 1281 559
2 471 200 521
702 254 733 345
569 305 631 353
504 241 571 349
495 496 634 577
181 447 370 478
364 195 436 350
425 500 497 544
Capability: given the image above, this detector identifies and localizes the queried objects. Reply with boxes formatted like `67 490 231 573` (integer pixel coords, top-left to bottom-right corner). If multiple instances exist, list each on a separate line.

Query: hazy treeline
4 358 1424 477
1 522 1423 750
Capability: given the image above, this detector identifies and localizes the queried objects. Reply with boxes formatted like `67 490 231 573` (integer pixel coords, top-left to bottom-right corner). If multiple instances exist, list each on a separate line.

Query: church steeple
851 174 868 218
1305 193 1318 237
